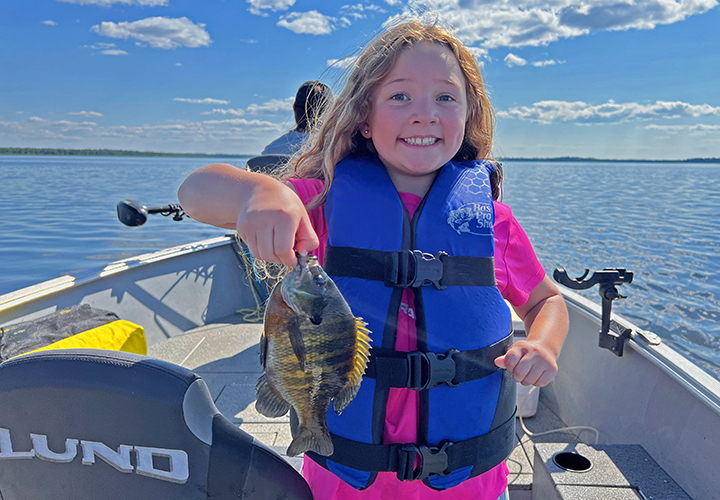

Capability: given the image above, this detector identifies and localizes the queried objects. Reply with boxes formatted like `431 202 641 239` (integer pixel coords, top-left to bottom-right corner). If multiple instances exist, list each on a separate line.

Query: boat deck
148 320 583 499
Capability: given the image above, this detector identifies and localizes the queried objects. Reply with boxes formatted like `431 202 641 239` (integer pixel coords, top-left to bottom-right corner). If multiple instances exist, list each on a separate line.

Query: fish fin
332 383 360 415
287 315 307 371
286 425 333 457
349 317 372 387
330 318 371 415
255 373 291 418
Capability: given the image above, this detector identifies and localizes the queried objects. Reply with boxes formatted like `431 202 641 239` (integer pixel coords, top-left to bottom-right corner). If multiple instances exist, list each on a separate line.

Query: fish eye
313 275 325 286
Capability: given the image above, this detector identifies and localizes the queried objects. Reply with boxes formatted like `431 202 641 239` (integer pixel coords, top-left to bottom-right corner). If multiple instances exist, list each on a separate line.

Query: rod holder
554 268 634 356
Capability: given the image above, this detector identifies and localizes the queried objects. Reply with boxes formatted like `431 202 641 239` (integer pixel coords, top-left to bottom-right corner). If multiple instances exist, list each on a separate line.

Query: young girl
179 19 568 500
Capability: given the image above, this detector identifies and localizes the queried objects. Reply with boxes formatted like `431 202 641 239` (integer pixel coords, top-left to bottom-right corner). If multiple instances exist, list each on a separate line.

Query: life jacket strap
306 410 516 482
324 246 496 289
364 333 513 390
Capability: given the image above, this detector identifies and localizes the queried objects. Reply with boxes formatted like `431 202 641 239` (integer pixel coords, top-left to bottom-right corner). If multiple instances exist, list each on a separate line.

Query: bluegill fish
256 254 371 457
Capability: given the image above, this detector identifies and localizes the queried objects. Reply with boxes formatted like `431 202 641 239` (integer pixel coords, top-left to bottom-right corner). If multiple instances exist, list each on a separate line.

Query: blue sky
1 0 719 159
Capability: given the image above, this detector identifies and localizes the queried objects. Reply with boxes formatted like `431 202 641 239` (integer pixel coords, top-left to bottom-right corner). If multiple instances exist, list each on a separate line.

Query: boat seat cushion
0 349 311 500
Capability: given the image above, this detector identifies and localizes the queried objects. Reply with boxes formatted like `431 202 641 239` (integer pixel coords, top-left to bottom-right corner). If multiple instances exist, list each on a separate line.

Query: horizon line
1 147 718 163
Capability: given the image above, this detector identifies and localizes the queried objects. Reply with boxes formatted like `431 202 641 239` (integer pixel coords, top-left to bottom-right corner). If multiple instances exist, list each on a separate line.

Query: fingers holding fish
235 178 311 266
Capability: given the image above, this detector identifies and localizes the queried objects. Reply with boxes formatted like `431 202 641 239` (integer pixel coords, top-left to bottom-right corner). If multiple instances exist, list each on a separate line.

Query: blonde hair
285 19 502 204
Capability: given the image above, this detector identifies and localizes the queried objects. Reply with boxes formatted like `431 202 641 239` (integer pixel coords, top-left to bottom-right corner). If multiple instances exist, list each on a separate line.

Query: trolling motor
117 200 186 227
554 268 635 357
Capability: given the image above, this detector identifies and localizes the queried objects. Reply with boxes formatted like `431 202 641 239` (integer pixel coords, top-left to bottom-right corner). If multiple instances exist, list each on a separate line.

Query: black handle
554 267 635 357
117 200 186 226
554 268 633 290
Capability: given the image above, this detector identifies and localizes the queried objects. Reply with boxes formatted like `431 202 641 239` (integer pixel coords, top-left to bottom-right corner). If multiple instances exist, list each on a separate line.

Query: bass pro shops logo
0 427 189 484
447 168 493 235
447 203 493 235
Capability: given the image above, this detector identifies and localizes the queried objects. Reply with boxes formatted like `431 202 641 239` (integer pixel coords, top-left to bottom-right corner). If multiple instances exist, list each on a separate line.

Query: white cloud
42 20 58 26
499 99 720 124
91 17 211 49
2 115 285 154
85 42 118 49
466 46 489 63
646 124 720 133
204 108 246 116
57 0 168 6
28 116 98 130
82 42 129 55
340 3 386 20
505 54 564 67
203 97 294 117
531 59 563 67
102 49 129 55
277 11 335 35
504 53 527 67
247 0 296 16
327 55 359 69
396 0 718 49
246 98 295 114
174 97 230 105
70 111 104 117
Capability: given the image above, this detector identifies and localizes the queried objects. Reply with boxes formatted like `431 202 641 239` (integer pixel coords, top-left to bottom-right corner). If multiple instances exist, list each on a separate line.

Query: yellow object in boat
20 320 147 356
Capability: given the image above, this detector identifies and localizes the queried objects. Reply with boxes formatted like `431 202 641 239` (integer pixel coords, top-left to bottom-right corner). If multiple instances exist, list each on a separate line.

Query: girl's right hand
236 178 319 268
178 163 318 268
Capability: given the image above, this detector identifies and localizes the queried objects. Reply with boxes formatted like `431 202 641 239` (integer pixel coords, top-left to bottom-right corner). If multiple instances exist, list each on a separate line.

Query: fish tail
286 425 334 457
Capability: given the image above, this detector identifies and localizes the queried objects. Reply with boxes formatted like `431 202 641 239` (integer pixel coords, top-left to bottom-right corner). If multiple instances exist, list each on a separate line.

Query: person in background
261 80 332 155
179 18 568 500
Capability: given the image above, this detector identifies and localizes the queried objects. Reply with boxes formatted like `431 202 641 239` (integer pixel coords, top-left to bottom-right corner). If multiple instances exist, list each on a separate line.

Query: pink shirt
290 178 545 500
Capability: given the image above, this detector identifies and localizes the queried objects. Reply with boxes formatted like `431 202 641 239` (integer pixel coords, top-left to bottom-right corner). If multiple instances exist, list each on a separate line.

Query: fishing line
234 236 270 323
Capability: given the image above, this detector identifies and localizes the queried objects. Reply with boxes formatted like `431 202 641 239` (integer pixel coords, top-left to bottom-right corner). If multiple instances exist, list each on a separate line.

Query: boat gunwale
0 234 237 316
560 287 720 418
3 235 719 420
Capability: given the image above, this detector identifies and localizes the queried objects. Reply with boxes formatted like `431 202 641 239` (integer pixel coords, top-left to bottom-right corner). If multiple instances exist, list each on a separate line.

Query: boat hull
2 237 719 498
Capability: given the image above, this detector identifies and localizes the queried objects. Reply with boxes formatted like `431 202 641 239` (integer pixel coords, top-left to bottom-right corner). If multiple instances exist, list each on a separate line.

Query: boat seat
0 349 312 500
245 154 291 173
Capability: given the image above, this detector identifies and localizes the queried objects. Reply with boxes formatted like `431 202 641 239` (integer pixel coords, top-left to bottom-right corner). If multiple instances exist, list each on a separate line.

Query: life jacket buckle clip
388 250 448 290
407 349 459 390
411 250 448 290
398 441 452 481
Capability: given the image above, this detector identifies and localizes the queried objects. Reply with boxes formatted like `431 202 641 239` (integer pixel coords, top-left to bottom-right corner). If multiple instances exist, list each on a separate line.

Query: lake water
1 156 719 380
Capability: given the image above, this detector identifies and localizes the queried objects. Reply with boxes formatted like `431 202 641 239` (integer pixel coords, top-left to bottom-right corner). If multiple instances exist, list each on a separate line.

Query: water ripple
2 157 720 381
503 161 720 381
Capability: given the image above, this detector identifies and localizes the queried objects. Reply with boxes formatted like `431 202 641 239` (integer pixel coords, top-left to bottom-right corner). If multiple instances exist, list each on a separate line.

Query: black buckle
407 349 459 390
397 442 452 481
387 250 448 290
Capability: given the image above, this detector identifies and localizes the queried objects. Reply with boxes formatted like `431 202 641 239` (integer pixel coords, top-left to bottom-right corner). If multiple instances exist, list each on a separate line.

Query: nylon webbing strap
364 333 513 390
324 246 496 288
308 411 516 481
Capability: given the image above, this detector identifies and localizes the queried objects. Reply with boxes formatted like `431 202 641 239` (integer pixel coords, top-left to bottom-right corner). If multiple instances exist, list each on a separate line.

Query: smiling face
362 41 468 197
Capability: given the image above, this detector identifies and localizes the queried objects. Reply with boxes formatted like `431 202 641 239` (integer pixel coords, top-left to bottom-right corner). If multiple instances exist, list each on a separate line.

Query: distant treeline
0 147 251 158
500 156 720 163
2 148 718 163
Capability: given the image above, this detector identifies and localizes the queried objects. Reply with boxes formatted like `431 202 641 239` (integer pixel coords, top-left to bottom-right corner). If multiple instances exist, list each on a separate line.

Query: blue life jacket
307 154 516 491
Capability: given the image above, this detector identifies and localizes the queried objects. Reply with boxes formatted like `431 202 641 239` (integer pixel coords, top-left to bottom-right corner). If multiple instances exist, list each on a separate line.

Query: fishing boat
1 188 718 499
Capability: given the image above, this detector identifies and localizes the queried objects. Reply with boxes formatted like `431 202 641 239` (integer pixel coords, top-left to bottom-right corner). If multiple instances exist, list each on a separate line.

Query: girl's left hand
494 339 558 387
